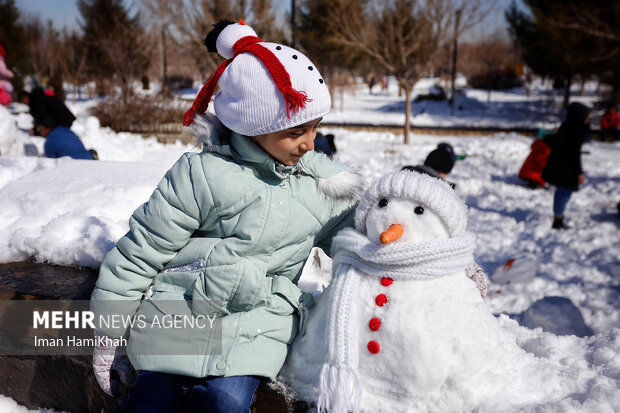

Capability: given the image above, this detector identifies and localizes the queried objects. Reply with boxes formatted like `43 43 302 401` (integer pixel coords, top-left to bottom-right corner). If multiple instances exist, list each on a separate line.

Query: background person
542 102 591 230
402 142 457 188
0 44 14 106
17 87 76 135
600 102 619 142
38 115 94 160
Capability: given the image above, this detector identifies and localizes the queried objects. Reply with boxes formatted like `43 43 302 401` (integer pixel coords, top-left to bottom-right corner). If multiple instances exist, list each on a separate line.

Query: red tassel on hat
183 35 311 126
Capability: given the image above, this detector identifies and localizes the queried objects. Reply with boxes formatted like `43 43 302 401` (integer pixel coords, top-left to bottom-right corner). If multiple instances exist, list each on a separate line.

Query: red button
381 277 393 286
367 340 380 354
375 294 388 306
369 317 381 331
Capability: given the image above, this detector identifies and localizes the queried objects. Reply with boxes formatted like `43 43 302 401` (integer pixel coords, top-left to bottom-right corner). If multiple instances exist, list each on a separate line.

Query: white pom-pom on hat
216 23 258 59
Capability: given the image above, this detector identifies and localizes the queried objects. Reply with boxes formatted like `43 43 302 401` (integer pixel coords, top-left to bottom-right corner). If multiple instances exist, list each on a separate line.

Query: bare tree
329 0 493 143
460 30 518 101
139 0 284 82
23 16 73 101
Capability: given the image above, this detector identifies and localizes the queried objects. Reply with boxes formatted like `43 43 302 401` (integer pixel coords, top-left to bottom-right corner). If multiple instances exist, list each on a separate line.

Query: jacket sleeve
315 199 357 258
91 154 213 338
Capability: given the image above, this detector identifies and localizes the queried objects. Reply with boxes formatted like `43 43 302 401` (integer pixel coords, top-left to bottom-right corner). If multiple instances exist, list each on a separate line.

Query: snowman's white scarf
317 228 476 413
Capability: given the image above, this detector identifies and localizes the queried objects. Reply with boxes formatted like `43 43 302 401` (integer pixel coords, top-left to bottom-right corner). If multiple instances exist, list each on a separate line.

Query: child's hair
183 20 331 136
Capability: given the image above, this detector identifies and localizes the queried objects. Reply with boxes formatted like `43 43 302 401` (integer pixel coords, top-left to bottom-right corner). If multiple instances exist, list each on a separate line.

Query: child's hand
578 173 586 185
92 334 136 396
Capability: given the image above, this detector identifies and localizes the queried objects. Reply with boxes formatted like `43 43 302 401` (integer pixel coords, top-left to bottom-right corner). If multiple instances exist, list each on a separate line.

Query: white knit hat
183 20 331 136
355 170 468 237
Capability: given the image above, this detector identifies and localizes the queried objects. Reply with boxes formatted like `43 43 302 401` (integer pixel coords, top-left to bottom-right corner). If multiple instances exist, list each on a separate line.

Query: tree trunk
404 86 412 144
611 79 620 105
563 76 572 109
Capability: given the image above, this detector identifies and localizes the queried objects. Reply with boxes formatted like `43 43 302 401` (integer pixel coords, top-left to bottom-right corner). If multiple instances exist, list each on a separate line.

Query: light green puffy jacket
90 115 363 379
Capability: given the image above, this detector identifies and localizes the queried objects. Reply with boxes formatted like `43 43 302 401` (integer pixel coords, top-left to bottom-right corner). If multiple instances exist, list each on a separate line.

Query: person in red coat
600 102 619 142
518 137 551 189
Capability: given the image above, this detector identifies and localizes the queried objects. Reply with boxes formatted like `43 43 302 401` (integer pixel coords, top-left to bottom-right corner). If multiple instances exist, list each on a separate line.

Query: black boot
552 216 570 230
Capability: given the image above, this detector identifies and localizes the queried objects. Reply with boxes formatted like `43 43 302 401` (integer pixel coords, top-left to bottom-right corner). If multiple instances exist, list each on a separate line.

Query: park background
0 0 619 412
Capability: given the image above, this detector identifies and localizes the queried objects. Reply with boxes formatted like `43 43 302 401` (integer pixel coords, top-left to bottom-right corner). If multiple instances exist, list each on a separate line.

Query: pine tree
506 0 613 107
0 0 32 93
297 0 366 108
78 0 151 96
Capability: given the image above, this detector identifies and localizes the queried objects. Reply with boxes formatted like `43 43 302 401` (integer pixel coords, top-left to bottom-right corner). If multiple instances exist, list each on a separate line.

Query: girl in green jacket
90 20 364 412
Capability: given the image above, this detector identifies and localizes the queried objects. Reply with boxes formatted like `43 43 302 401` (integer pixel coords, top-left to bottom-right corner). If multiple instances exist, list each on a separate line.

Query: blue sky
16 0 520 35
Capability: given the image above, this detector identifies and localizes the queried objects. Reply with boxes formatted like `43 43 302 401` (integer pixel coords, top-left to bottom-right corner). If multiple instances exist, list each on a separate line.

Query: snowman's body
283 266 527 412
280 171 573 412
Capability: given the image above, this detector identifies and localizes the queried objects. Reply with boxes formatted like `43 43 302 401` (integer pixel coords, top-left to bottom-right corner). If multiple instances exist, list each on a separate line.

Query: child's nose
300 133 315 152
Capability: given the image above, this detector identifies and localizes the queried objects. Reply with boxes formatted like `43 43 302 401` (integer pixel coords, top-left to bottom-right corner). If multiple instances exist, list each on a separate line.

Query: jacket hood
566 102 591 125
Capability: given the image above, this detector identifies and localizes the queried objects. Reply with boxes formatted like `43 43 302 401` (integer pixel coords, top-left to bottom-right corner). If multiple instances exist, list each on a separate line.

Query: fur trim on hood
317 167 365 202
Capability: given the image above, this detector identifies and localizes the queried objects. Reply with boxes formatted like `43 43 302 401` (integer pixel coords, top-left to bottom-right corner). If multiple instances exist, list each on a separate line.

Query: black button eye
378 199 388 208
276 46 281 50
414 206 424 215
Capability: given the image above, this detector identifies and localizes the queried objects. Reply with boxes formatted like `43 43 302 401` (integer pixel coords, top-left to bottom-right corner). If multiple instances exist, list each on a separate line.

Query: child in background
90 20 363 412
542 102 591 230
0 44 14 106
38 115 94 160
600 102 619 142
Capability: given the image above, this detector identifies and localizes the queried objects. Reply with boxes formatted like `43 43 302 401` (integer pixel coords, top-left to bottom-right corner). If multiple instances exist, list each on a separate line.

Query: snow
1 80 619 411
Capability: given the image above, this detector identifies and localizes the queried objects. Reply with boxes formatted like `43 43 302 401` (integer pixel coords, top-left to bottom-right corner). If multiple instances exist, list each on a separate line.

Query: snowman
280 170 576 412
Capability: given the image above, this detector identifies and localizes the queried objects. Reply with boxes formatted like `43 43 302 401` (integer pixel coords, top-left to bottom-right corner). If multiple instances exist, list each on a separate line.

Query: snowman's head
355 171 468 244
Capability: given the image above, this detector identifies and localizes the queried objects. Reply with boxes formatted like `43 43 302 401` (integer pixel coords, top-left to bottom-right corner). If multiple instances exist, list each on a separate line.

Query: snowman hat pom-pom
215 22 258 59
355 171 468 238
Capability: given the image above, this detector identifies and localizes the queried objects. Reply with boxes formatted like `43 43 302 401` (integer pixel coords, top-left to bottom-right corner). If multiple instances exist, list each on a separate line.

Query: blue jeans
120 371 260 413
553 186 574 216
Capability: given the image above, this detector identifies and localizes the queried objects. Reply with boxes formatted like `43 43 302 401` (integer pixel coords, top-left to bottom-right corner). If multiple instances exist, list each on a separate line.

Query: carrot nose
379 224 404 244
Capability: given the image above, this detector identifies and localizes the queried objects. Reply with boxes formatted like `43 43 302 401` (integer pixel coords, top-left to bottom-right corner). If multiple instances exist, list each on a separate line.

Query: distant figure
39 116 94 160
518 135 552 189
0 44 14 106
402 142 456 188
600 102 619 142
314 132 337 158
542 102 591 230
367 71 376 94
17 87 76 135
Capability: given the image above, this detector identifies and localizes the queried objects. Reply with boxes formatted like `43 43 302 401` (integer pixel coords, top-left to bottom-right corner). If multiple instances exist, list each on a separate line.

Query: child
600 102 619 142
0 44 14 106
542 102 591 229
90 20 364 412
38 115 94 160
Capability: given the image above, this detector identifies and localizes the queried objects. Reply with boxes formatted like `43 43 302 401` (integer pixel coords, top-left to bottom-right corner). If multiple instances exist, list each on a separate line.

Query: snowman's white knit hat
183 20 331 136
354 170 468 237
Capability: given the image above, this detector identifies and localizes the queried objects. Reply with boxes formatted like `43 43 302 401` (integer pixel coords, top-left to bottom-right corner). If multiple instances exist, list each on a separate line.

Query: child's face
252 118 322 165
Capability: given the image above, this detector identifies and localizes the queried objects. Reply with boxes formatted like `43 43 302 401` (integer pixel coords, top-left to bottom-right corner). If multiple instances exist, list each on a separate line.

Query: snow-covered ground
0 81 619 411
